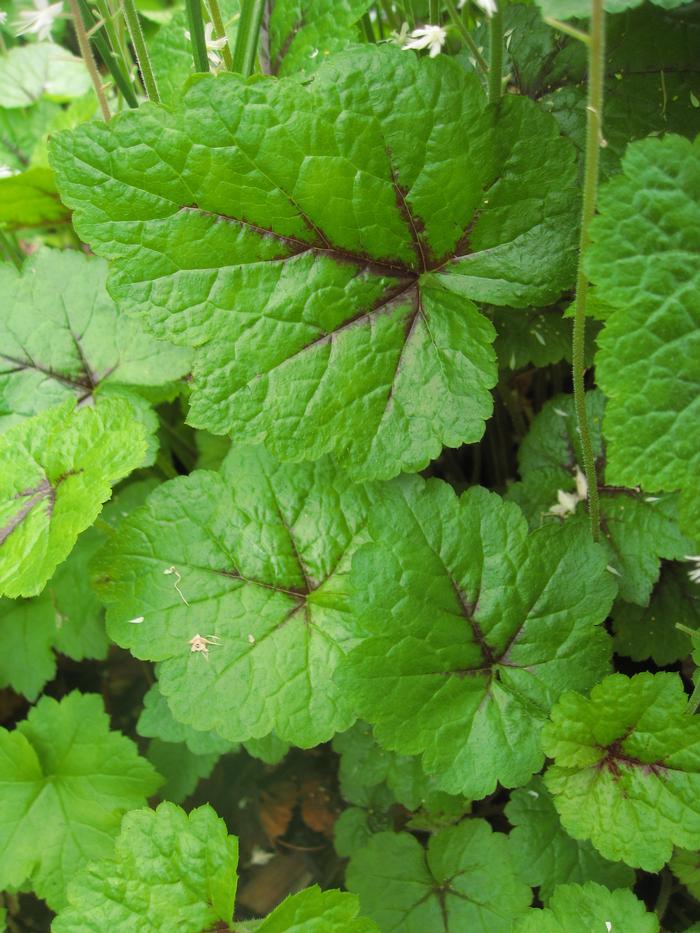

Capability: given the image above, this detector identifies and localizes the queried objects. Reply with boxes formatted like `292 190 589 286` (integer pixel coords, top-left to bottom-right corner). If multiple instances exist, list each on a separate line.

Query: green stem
429 0 440 22
686 678 700 716
487 1 503 104
361 12 375 42
403 0 417 27
571 0 604 540
543 16 590 44
68 0 112 121
655 869 673 921
232 0 265 76
122 0 160 101
206 0 234 70
186 0 210 72
444 0 488 74
379 0 400 29
0 229 23 270
77 0 138 107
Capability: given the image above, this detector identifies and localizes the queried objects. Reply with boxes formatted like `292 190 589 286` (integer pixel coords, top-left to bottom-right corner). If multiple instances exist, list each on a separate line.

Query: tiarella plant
0 0 698 930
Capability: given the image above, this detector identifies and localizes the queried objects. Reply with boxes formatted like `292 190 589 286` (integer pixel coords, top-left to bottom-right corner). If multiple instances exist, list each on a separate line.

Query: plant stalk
487 1 503 104
68 0 112 121
122 0 160 101
232 0 265 77
77 0 138 107
186 0 210 72
571 0 605 540
206 0 234 70
444 0 488 75
429 0 440 22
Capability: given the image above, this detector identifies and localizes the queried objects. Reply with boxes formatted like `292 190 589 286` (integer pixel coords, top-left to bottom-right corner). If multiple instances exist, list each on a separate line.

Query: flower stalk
186 0 210 72
443 0 488 75
487 0 503 104
206 0 233 70
68 0 111 121
232 0 265 77
571 0 605 540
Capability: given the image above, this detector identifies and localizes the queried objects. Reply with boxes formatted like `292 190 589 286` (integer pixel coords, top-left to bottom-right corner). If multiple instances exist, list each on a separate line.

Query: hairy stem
232 0 265 77
444 0 488 75
77 0 138 107
206 0 234 70
186 0 210 72
68 0 111 121
487 1 503 104
122 0 160 102
572 0 605 540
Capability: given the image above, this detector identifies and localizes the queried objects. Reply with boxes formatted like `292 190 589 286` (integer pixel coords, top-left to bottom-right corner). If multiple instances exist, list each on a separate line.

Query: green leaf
0 594 57 700
50 45 578 480
515 882 659 933
255 886 379 932
505 776 635 903
0 692 161 909
52 801 237 932
334 787 396 858
0 249 191 432
543 672 700 871
506 391 690 605
0 166 69 229
337 478 614 797
96 445 374 746
333 722 468 816
671 848 700 900
534 0 693 17
612 562 700 665
0 398 148 598
146 739 219 803
346 820 532 931
492 306 591 371
589 135 700 544
0 100 60 171
268 0 370 76
138 682 236 755
0 44 92 108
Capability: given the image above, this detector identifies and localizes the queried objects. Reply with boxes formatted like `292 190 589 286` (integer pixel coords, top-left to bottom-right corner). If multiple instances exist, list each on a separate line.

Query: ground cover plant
0 0 698 928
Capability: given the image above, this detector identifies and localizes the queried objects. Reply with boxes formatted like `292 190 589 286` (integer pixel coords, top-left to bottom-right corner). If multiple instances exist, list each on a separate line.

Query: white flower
0 165 19 179
458 0 497 13
184 21 228 69
0 10 8 25
403 24 446 58
547 464 588 519
14 0 63 41
686 556 700 585
548 488 580 519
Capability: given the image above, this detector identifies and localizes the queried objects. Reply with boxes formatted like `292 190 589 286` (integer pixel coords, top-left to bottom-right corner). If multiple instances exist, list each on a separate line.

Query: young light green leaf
515 882 659 933
543 672 700 871
96 445 374 746
0 398 148 598
612 562 700 665
337 478 614 798
0 44 92 108
505 776 634 903
0 249 191 432
0 167 70 229
346 820 532 931
589 135 700 546
506 391 690 605
268 0 370 76
52 802 237 932
255 886 379 932
50 45 578 480
0 692 161 909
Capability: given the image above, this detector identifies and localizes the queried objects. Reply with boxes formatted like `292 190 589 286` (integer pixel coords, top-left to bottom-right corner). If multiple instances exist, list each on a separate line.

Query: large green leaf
589 135 700 546
0 44 92 108
0 249 191 431
506 391 690 605
52 802 237 932
0 398 148 598
505 776 634 903
543 672 700 871
337 478 614 797
0 692 161 909
95 445 374 746
515 882 659 933
346 820 532 931
51 45 579 480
